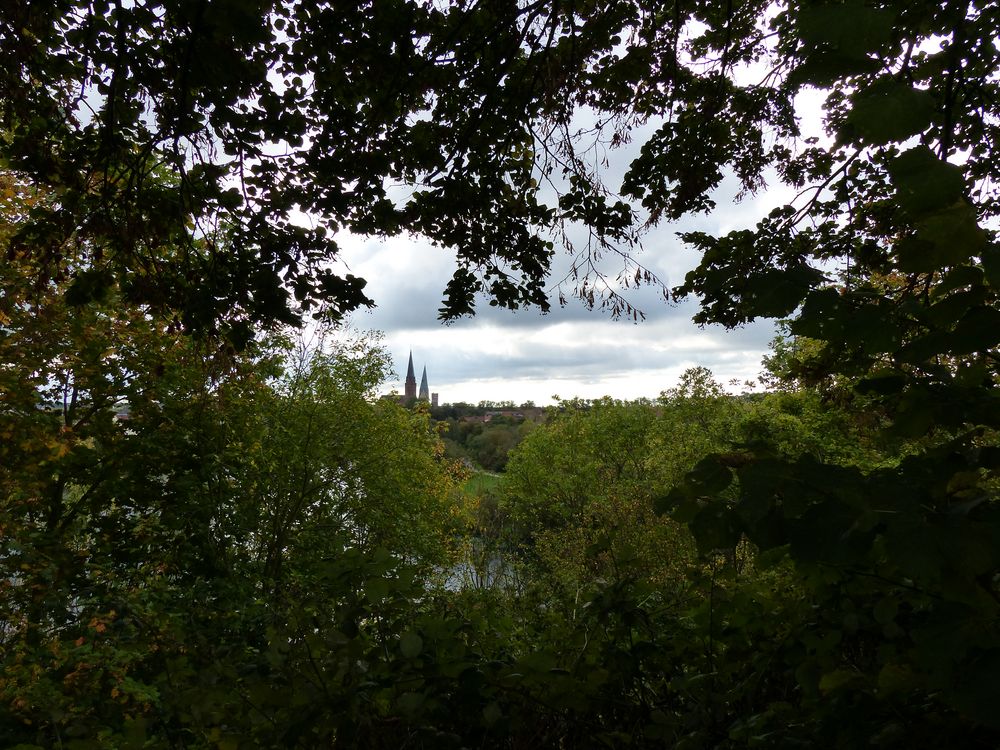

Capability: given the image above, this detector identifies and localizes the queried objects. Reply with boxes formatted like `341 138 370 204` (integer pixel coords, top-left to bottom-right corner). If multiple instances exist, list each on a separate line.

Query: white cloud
330 94 829 406
362 310 776 405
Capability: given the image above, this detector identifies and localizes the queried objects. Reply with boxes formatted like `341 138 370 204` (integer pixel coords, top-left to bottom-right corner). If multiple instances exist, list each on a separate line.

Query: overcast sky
335 91 827 406
334 169 797 405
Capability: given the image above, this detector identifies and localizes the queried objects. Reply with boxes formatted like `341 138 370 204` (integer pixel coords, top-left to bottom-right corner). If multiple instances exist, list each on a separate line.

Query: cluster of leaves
452 367 996 746
0 213 470 746
0 0 658 330
12 0 989 332
656 0 1000 737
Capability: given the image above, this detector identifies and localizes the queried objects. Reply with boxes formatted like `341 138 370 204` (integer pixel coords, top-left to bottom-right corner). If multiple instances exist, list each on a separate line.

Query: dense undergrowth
3 313 997 747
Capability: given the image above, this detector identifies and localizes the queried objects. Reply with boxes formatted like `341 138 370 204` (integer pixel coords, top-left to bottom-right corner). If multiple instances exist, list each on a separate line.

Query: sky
334 92 828 407
336 169 797 406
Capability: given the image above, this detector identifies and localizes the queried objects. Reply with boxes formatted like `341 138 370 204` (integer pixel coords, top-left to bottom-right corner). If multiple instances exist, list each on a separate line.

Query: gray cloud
375 309 777 402
335 158 792 404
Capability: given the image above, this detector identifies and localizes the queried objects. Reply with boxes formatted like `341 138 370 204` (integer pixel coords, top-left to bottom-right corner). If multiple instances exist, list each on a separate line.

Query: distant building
404 351 417 400
401 351 437 404
419 366 429 401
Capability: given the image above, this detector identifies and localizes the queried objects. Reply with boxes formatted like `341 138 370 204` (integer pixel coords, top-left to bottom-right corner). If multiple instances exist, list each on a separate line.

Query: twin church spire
404 351 436 405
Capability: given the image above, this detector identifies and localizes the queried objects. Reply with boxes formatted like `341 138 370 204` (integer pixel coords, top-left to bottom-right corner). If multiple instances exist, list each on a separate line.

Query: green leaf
65 268 114 306
790 287 846 342
932 264 984 297
924 288 985 328
688 455 734 494
896 236 950 274
515 650 557 674
483 701 503 726
877 663 917 696
885 513 942 583
844 80 936 145
788 52 880 87
365 577 390 602
889 147 967 218
400 631 423 659
397 691 425 716
796 1 895 57
788 499 870 565
915 203 987 262
949 307 1000 355
889 150 984 271
855 370 906 395
794 661 821 697
744 266 822 319
843 302 903 353
819 668 859 693
896 330 952 363
690 504 741 555
667 494 703 524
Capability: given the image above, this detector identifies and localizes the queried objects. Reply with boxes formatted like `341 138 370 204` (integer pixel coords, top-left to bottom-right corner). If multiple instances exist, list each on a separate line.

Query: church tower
419 366 429 401
404 351 417 400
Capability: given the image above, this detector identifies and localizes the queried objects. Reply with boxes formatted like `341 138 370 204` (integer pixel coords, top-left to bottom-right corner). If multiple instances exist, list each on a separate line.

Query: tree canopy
5 0 996 334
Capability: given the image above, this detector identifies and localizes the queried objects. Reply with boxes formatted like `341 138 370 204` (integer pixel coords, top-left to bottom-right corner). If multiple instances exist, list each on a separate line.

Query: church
403 351 438 407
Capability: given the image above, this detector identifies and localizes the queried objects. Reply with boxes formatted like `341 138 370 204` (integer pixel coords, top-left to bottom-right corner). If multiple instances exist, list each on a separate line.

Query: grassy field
463 471 502 496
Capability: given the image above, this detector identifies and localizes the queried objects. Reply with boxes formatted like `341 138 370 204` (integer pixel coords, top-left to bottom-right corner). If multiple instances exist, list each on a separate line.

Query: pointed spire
419 365 429 401
404 350 417 399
